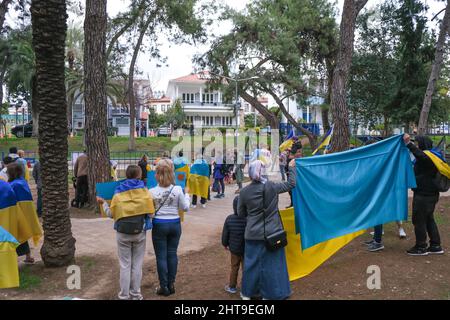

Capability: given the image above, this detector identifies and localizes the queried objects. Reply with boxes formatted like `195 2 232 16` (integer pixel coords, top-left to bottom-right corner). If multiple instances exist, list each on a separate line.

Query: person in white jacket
149 158 190 297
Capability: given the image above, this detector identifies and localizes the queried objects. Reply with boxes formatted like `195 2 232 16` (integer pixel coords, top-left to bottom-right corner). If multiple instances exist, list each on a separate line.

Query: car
11 121 33 138
157 125 172 137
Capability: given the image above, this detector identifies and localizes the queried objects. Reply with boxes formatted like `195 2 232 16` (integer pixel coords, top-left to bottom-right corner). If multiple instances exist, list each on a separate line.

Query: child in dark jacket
221 196 247 294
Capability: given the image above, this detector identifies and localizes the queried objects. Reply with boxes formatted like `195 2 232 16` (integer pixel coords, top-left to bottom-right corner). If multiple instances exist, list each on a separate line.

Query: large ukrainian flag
187 160 210 199
10 178 42 246
110 179 155 221
280 207 364 281
293 135 416 250
0 225 20 289
0 180 19 241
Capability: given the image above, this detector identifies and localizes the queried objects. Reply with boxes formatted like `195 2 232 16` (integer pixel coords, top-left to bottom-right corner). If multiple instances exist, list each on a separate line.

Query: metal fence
0 150 167 179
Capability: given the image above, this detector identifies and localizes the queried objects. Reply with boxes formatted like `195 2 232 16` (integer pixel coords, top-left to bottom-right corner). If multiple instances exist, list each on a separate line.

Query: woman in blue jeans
149 159 190 296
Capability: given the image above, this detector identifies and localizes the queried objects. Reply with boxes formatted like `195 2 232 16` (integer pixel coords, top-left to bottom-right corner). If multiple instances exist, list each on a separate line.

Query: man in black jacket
404 134 443 256
222 196 247 294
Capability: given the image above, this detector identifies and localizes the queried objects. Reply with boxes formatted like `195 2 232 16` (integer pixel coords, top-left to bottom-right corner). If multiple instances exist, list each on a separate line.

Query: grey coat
238 167 296 241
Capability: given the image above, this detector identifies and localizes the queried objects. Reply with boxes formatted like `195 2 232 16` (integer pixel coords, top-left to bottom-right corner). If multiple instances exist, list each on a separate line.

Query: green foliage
349 0 450 131
165 99 186 129
148 107 166 128
1 27 35 105
197 0 338 136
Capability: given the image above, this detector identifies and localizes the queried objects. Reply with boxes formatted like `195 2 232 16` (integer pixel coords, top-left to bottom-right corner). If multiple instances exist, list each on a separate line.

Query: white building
166 72 241 128
148 96 172 115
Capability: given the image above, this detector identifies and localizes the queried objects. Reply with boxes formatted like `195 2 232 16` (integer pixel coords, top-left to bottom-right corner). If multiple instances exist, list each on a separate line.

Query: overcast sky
98 0 444 92
5 0 446 92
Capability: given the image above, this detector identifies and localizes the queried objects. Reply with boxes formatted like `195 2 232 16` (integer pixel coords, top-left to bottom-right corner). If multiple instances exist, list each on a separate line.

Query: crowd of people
0 133 446 300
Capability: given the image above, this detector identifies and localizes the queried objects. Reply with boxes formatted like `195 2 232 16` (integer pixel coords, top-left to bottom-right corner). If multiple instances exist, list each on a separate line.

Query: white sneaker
192 205 197 209
240 292 250 300
399 227 407 239
202 204 206 209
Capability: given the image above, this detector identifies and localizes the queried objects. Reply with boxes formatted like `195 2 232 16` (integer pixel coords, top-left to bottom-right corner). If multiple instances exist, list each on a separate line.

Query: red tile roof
148 96 171 103
172 71 212 83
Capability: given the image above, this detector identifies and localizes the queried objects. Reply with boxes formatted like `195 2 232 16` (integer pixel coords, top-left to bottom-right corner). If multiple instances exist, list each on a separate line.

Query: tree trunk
128 17 152 151
322 61 334 133
265 87 318 150
0 0 13 32
329 0 367 153
84 0 111 205
31 74 39 137
31 0 76 267
240 91 279 129
418 0 450 135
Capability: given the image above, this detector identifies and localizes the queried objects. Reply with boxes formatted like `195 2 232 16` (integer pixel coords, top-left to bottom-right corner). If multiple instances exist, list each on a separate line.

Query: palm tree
31 0 75 267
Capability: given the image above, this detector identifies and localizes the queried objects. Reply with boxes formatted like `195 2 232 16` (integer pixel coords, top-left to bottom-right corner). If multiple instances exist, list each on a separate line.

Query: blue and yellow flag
110 179 155 222
312 126 334 155
280 208 364 280
424 150 450 179
0 180 19 240
0 225 20 289
293 135 416 249
10 178 42 246
187 160 210 199
174 157 190 190
279 130 296 153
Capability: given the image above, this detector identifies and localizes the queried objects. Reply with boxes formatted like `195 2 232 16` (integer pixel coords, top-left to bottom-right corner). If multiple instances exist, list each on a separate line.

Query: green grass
0 136 178 154
18 267 42 290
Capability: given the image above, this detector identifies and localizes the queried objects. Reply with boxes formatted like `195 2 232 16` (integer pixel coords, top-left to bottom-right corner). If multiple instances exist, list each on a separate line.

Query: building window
202 93 214 104
182 93 195 104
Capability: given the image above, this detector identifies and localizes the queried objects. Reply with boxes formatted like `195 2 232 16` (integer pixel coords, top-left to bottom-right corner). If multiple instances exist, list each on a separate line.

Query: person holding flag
404 134 447 256
97 165 155 300
0 225 20 289
7 162 42 265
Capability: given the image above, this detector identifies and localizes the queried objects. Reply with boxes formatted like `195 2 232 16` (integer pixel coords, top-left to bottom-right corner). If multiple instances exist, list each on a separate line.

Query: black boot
168 283 175 295
156 286 170 297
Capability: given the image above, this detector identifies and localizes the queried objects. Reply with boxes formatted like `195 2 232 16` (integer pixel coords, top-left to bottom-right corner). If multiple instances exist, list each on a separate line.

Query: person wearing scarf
7 163 42 265
404 134 444 256
238 159 296 300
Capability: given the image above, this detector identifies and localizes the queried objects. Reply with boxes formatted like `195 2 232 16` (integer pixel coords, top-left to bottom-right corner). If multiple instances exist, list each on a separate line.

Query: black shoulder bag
116 186 174 235
262 183 288 251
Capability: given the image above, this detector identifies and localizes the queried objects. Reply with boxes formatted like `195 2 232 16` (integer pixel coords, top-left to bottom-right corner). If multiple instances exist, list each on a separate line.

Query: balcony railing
182 100 226 106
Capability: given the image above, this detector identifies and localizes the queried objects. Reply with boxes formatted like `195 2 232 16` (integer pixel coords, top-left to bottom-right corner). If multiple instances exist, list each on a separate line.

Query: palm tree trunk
31 0 76 267
330 0 367 153
418 0 450 135
84 0 111 205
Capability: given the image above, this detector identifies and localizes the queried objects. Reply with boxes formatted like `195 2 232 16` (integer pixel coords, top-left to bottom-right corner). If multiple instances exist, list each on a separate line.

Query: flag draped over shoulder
187 160 210 199
110 179 155 222
10 178 42 246
424 150 450 179
0 225 19 289
0 180 19 239
280 208 364 281
293 135 416 250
